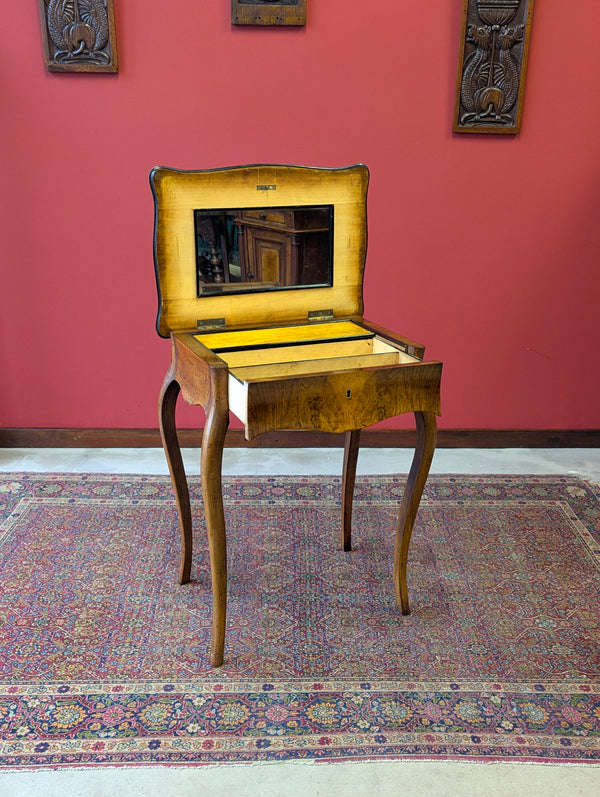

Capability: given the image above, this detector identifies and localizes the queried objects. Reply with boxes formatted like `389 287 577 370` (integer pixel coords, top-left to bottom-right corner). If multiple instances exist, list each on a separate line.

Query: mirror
194 205 334 296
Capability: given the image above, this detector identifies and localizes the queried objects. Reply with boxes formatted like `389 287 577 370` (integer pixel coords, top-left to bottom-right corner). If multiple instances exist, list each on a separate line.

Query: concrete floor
0 447 599 796
2 446 600 481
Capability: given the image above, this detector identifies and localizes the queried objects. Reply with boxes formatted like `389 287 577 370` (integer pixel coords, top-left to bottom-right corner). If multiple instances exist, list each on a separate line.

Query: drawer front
241 209 293 228
243 361 442 439
239 208 330 232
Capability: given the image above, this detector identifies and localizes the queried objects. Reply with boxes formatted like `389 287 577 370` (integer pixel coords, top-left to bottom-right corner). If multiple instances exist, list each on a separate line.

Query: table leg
159 374 193 585
394 411 437 615
342 429 361 551
200 395 229 667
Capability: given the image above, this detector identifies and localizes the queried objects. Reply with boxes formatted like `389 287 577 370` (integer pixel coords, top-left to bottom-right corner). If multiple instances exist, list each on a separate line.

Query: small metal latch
307 309 334 322
196 317 226 331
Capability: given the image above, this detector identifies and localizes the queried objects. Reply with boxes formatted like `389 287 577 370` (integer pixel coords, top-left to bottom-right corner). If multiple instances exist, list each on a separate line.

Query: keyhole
346 389 352 399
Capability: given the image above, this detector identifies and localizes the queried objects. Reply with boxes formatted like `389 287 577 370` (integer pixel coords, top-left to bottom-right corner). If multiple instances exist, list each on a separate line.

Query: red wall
2 2 599 431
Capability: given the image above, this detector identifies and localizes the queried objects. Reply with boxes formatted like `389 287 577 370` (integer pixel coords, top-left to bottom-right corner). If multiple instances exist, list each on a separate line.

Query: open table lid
151 164 369 337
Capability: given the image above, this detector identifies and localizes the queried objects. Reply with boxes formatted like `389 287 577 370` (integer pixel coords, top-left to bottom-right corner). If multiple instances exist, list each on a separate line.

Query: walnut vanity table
151 164 442 667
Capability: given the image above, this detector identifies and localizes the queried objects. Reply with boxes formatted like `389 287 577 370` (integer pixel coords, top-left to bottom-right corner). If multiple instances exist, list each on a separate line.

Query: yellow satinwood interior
152 164 369 336
193 320 370 352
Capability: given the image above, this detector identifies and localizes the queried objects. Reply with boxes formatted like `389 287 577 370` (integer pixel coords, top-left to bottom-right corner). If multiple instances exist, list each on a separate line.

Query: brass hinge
307 309 334 322
196 317 226 331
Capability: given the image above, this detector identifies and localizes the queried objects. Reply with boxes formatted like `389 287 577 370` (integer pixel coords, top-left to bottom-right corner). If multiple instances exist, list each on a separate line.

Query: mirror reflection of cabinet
235 208 331 287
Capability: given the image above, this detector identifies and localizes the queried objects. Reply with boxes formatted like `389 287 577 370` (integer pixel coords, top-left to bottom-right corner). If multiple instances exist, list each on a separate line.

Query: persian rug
0 472 599 769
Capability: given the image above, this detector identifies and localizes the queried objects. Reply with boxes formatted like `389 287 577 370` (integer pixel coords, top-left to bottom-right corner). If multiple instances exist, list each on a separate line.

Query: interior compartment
225 336 417 380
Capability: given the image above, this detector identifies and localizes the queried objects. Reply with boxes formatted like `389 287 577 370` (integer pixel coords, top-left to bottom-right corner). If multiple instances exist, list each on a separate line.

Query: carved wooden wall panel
232 0 306 27
38 0 119 73
454 0 534 134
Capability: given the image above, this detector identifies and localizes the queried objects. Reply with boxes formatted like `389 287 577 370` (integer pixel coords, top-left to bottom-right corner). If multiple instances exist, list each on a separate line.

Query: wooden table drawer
225 338 441 439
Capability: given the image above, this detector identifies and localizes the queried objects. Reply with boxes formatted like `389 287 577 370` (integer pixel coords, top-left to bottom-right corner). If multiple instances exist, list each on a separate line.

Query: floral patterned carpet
0 472 599 768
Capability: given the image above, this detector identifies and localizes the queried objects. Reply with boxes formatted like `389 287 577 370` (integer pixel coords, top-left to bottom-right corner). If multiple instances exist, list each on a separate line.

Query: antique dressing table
151 164 442 667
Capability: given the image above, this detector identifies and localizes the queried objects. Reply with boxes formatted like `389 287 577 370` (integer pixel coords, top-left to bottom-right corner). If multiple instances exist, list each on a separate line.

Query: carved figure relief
454 0 534 134
38 0 119 73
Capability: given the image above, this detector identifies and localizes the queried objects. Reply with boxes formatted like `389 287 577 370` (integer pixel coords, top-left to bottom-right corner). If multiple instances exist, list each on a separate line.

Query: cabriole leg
159 375 193 585
394 411 437 615
341 428 361 551
200 397 229 667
